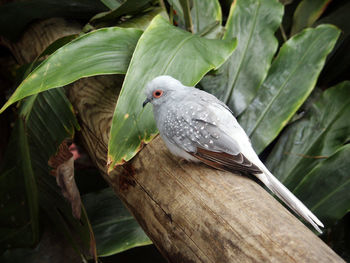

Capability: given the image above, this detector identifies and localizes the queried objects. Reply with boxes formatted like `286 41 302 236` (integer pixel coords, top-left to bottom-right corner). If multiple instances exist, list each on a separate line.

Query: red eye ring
153 89 163 98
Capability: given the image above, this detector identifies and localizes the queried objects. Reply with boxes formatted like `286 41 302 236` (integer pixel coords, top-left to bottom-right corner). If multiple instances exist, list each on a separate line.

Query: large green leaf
0 87 93 258
293 144 350 225
167 0 222 37
266 81 350 189
83 188 151 256
0 27 142 114
21 88 96 259
16 120 39 245
191 0 222 37
0 120 39 249
0 0 108 40
0 49 96 258
291 0 331 35
200 0 284 116
90 0 154 25
100 0 124 10
118 7 167 31
107 15 236 170
316 2 350 86
239 25 340 154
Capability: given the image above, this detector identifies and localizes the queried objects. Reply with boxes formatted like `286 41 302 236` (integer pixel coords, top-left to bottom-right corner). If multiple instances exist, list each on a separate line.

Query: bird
142 75 324 233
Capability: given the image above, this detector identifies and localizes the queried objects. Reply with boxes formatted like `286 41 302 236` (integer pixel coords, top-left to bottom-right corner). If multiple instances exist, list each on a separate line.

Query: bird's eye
153 89 163 98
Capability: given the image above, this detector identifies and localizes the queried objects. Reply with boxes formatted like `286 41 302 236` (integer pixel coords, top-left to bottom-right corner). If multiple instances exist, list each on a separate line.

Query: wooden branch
67 76 344 263
0 18 82 64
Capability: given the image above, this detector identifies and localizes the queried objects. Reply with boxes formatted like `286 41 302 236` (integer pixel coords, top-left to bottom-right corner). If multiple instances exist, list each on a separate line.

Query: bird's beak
142 98 151 108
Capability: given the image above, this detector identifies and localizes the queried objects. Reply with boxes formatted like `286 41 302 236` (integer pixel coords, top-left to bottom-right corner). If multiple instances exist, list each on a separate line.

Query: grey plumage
143 75 324 233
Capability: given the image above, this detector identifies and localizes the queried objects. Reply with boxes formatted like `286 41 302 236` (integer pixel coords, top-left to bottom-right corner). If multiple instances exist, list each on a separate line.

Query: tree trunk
67 75 344 263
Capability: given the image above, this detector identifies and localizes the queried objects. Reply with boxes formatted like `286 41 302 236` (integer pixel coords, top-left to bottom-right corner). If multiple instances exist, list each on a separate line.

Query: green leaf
83 188 151 256
200 0 284 115
100 0 124 10
22 88 95 259
90 0 154 25
108 15 236 170
167 0 186 29
239 25 340 154
0 120 39 249
0 0 108 40
1 82 94 258
293 145 350 225
190 0 222 37
316 2 350 86
16 120 39 245
266 81 350 189
167 0 222 37
118 7 167 31
0 27 142 113
179 0 193 32
291 0 331 35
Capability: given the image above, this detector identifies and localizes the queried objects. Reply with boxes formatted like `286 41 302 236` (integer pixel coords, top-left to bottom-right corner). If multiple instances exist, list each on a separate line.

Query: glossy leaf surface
291 0 331 35
118 7 167 31
167 0 222 37
191 0 222 37
108 15 236 170
0 27 142 113
201 0 283 115
293 145 350 225
266 81 350 189
100 0 123 10
91 0 154 25
83 188 151 256
239 25 340 154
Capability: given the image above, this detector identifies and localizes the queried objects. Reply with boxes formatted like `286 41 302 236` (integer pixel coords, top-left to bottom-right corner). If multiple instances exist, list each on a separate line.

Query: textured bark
0 18 82 64
67 76 344 263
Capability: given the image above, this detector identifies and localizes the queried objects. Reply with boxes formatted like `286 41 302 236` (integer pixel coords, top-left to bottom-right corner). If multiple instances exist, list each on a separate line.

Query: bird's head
143 75 184 107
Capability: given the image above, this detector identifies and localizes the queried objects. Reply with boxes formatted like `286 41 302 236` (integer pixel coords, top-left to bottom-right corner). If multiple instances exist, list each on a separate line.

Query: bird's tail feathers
256 169 324 234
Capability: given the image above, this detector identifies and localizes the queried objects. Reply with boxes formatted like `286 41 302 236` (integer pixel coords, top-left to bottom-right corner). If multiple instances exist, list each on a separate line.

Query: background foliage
0 0 349 261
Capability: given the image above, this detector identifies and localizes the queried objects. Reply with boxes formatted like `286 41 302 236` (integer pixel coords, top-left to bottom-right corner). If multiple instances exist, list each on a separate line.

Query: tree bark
67 76 344 263
0 18 82 64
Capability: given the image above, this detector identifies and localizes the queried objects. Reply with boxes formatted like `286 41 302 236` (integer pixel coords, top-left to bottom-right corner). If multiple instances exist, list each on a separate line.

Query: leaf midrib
162 34 195 74
249 32 323 138
225 0 261 105
283 101 350 184
93 216 135 228
311 176 350 212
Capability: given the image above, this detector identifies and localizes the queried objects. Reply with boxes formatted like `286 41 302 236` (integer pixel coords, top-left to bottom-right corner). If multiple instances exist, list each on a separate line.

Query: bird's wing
189 147 261 175
165 99 262 175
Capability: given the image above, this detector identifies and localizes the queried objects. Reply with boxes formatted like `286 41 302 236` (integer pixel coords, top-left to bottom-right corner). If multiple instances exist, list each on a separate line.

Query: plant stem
159 0 166 12
179 0 193 33
169 5 174 25
280 24 287 42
